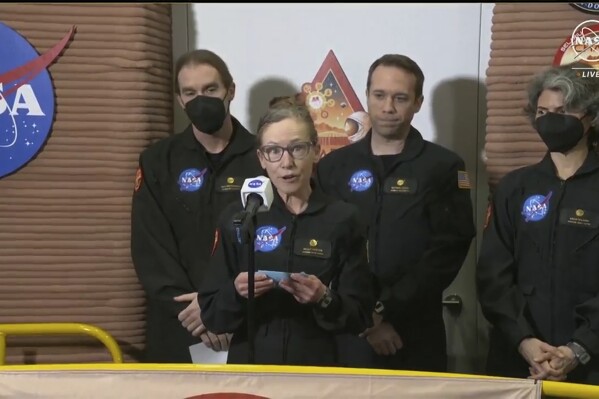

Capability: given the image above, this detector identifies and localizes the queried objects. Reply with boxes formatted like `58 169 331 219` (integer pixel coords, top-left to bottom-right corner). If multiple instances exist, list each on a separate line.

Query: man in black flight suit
317 54 476 372
131 49 264 363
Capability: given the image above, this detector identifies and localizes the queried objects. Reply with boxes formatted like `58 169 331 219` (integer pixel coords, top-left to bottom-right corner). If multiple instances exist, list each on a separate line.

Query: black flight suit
316 127 475 372
131 119 264 362
477 151 599 385
198 187 374 366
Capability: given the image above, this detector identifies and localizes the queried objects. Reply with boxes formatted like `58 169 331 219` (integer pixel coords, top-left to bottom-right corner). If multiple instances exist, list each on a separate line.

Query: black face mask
534 112 585 154
184 94 228 135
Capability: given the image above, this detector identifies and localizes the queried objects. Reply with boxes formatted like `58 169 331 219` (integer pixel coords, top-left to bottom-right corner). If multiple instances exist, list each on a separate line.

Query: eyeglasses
259 141 315 162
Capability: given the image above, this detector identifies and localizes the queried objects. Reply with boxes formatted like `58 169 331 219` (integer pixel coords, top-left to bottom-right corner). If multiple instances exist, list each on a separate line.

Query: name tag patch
384 177 417 194
293 238 332 259
216 176 242 192
559 208 599 228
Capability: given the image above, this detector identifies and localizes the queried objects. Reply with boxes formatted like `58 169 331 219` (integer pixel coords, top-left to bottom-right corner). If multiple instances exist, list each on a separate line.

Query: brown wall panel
0 4 172 364
486 3 594 186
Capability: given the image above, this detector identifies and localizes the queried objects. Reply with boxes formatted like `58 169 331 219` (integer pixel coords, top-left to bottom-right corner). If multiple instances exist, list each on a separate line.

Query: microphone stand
233 210 258 365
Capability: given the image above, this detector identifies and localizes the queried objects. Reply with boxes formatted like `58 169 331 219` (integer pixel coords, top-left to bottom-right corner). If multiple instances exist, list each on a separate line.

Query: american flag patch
458 170 471 189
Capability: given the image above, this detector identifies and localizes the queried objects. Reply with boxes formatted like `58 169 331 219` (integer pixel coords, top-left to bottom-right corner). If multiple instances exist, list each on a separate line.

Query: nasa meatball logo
349 170 374 192
179 168 208 192
248 179 263 188
255 225 287 252
522 192 553 222
0 23 75 179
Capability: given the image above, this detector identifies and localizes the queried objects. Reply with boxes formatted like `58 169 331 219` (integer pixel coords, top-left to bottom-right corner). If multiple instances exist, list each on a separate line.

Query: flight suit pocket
519 284 538 319
559 208 599 293
293 238 332 259
381 177 422 221
214 175 243 193
168 177 205 216
573 229 599 254
293 238 335 284
572 228 599 294
517 221 550 265
383 177 418 195
520 284 535 296
561 208 599 231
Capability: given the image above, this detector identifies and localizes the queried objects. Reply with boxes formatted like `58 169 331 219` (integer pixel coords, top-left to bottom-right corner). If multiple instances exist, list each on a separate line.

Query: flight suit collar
356 125 426 162
537 150 599 179
272 180 331 215
181 116 257 159
354 126 425 177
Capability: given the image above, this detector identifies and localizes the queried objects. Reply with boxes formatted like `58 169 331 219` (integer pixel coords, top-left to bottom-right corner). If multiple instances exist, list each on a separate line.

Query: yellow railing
0 329 598 398
0 323 123 364
543 379 599 398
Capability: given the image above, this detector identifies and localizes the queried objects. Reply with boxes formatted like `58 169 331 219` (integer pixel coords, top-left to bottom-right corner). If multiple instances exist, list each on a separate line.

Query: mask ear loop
580 110 590 121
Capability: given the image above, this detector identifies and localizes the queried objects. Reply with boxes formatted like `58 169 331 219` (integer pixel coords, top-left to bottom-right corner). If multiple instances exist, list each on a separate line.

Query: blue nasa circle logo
571 3 599 13
178 168 208 192
248 179 263 188
348 169 373 192
522 192 553 222
254 225 287 252
0 23 56 179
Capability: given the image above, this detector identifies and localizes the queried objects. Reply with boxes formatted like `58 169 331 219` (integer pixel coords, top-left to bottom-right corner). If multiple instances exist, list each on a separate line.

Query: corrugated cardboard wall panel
0 4 172 364
486 3 593 187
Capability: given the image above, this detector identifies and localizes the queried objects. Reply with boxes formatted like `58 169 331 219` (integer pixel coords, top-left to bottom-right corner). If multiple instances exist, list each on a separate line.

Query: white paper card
189 343 229 364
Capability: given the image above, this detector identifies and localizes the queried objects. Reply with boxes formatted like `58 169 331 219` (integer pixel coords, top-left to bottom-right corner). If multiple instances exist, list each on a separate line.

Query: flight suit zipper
372 178 384 276
549 180 566 343
204 151 229 230
205 168 217 226
287 215 298 272
283 214 298 364
176 197 192 213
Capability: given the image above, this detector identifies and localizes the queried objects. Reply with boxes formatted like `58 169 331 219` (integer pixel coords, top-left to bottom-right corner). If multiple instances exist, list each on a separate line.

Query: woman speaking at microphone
198 98 374 366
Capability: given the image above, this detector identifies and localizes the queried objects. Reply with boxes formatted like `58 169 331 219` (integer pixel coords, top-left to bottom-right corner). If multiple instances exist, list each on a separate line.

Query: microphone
237 176 274 366
240 176 274 216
